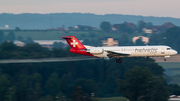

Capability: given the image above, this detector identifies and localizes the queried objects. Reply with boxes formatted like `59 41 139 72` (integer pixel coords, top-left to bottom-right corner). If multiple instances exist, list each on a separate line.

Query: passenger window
167 48 170 50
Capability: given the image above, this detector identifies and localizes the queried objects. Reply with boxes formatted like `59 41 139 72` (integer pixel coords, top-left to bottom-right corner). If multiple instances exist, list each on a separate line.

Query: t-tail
60 36 94 57
60 36 86 49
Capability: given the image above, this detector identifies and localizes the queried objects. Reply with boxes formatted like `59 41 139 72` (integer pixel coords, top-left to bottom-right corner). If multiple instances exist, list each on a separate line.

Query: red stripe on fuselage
70 49 94 57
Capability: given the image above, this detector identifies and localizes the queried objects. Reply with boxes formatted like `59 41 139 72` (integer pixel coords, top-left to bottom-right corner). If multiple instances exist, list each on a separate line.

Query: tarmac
0 56 98 64
152 54 180 62
0 54 179 64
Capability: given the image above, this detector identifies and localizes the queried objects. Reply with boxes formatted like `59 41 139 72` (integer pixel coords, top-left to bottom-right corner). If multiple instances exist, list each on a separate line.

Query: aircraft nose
173 50 178 55
175 50 178 54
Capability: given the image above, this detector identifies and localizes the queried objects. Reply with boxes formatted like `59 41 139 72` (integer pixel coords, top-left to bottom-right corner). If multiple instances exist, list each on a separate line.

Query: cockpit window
167 48 170 50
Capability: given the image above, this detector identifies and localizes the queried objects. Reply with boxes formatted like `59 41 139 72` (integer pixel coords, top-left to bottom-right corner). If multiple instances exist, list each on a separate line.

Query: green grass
99 97 128 101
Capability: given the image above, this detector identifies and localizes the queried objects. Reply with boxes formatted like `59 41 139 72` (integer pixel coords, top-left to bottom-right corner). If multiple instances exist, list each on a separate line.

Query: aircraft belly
93 52 107 58
132 52 146 57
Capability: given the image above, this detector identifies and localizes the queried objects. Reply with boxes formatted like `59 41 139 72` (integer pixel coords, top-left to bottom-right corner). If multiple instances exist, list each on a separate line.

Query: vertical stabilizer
60 36 86 49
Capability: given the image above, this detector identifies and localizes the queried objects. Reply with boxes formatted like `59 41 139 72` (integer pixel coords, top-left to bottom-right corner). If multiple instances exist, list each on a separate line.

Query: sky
0 0 180 18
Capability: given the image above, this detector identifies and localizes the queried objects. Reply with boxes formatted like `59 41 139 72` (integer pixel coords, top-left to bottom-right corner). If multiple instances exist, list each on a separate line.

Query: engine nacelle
86 48 104 54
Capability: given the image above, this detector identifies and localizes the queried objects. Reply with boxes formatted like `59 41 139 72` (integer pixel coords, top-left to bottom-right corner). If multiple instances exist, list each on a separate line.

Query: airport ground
153 54 180 63
154 55 180 101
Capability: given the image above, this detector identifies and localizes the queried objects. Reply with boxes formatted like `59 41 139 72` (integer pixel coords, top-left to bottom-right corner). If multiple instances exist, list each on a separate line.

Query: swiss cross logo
71 40 78 47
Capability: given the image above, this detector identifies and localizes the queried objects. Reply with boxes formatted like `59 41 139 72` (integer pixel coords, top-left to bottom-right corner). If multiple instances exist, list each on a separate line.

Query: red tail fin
60 36 86 49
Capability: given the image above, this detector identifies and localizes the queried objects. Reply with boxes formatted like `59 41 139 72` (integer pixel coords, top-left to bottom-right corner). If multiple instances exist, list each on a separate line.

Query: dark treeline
149 26 180 53
0 42 173 101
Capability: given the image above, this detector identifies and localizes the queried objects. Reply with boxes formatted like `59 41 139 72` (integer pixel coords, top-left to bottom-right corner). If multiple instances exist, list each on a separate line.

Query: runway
0 55 179 64
0 56 99 64
152 54 180 62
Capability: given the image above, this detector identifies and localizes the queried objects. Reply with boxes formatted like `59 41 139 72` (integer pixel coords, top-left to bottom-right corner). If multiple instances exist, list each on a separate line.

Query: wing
106 50 131 58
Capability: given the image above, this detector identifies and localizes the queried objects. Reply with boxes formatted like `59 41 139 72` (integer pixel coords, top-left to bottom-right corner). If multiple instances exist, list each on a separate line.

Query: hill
0 13 180 29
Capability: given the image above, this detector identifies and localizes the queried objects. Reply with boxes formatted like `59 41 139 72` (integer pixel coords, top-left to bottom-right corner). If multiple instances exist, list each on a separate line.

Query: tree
71 86 92 101
33 73 42 101
55 92 68 101
53 42 65 49
142 76 169 101
15 27 21 31
7 86 17 101
148 33 163 45
79 26 86 31
0 31 4 43
100 21 111 32
135 37 145 45
23 43 46 53
38 95 54 101
168 84 180 95
59 78 68 95
146 22 153 29
138 20 146 32
0 42 17 52
25 37 34 44
118 66 169 101
98 76 118 97
117 23 133 33
5 32 16 42
74 78 97 95
0 75 11 101
118 34 130 45
46 73 60 98
163 27 180 52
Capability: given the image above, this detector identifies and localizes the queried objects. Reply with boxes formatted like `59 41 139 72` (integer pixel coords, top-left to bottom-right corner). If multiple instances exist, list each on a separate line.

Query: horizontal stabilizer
59 36 73 39
84 45 95 49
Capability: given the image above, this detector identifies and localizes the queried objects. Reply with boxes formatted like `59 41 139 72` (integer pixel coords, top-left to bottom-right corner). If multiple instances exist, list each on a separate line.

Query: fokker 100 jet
60 36 177 63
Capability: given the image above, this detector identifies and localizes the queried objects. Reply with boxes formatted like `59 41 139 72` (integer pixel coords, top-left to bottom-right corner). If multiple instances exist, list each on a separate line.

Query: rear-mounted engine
86 48 104 54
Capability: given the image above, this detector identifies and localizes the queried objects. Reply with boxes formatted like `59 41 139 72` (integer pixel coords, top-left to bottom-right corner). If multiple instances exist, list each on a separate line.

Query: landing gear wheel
116 59 119 63
164 58 166 61
116 59 122 63
118 60 122 63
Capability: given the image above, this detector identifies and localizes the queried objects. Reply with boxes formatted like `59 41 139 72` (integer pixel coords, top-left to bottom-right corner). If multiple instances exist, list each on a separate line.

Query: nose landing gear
164 58 166 61
164 56 170 61
116 58 122 63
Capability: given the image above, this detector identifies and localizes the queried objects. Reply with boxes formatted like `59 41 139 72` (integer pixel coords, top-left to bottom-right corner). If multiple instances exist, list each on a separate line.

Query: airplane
60 36 178 63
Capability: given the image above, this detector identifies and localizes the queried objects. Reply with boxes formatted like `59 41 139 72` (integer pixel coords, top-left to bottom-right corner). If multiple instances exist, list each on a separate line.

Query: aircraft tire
116 59 122 63
116 59 119 63
118 60 122 63
164 58 166 61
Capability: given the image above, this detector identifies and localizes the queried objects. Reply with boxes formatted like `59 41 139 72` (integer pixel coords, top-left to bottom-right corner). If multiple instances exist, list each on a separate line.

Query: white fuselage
88 45 177 58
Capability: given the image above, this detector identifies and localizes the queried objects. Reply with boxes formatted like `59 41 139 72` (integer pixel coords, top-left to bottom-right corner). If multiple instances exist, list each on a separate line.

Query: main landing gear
116 58 122 63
